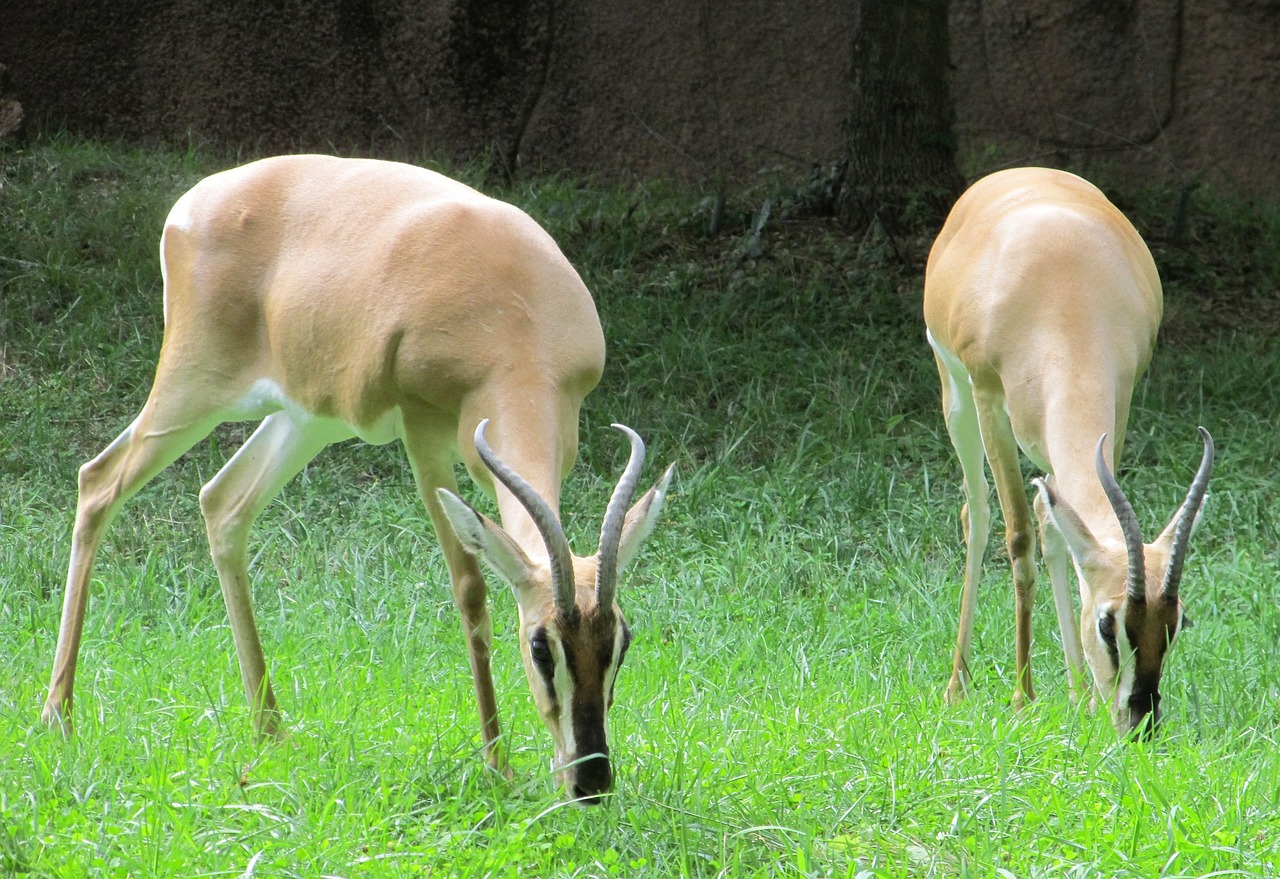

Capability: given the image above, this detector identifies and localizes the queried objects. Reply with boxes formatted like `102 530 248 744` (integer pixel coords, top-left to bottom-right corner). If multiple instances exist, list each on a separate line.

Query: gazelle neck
1040 415 1130 549
494 483 563 567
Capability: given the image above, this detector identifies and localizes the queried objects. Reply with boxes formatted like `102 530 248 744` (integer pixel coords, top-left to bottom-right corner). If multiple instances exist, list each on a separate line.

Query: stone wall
2 0 1276 193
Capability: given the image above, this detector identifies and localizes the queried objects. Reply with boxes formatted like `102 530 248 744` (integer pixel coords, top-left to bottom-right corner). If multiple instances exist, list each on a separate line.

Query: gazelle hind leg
198 411 341 738
43 404 222 734
401 417 510 776
1033 487 1089 701
933 350 991 704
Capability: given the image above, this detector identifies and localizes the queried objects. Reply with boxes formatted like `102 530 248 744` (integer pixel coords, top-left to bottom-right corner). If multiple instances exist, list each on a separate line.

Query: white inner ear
436 488 537 589
1033 477 1101 569
614 464 674 574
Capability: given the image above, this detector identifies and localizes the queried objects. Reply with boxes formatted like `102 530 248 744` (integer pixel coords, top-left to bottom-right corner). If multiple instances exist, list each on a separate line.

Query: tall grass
2 136 1280 877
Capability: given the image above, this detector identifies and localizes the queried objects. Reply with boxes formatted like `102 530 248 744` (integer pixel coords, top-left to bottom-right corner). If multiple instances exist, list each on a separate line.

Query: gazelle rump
923 167 1214 736
40 154 671 800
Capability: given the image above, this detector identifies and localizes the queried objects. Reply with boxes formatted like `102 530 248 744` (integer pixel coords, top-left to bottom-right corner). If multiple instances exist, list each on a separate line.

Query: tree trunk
837 0 963 233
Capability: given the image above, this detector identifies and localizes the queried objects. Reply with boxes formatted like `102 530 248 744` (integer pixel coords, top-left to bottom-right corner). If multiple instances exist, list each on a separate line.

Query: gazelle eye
530 631 553 667
1098 611 1116 643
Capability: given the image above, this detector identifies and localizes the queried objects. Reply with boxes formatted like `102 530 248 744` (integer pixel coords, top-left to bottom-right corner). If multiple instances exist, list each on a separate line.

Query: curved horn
1095 433 1147 604
595 424 647 609
1161 426 1215 603
473 419 576 614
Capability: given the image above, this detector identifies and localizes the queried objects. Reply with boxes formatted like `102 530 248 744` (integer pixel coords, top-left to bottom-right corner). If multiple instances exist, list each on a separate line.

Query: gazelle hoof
1010 687 1036 711
944 678 969 705
40 702 74 738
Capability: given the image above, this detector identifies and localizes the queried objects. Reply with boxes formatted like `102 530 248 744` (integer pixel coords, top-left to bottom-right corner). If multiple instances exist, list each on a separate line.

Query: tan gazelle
923 167 1213 737
41 154 673 802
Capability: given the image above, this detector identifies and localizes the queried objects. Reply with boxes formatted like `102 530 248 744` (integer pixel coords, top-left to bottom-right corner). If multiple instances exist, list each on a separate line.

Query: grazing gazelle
41 154 673 802
923 167 1213 736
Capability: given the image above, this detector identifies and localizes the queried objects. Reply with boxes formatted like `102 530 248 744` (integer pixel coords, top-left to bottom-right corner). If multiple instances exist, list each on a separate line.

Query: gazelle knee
1008 527 1038 597
1008 527 1033 561
199 482 247 562
451 572 492 640
453 578 488 622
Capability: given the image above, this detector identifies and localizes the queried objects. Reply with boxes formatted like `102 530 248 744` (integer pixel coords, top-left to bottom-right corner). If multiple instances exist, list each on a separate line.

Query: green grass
3 136 1280 877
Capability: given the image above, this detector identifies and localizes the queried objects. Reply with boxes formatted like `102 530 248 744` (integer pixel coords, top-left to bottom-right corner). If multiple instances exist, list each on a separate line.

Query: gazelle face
1080 569 1187 739
436 423 672 803
519 592 632 803
1039 428 1212 740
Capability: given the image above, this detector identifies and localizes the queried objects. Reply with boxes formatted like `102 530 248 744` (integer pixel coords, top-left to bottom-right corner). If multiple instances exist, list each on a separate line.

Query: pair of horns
472 419 646 614
1095 427 1215 605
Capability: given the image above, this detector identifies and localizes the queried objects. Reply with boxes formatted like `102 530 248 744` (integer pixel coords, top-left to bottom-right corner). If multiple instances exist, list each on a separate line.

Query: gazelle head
438 420 672 803
1034 428 1214 739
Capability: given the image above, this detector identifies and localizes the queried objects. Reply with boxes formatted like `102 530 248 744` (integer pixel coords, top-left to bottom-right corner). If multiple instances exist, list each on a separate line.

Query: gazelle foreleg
198 411 342 738
974 393 1039 708
402 420 510 777
1033 487 1089 702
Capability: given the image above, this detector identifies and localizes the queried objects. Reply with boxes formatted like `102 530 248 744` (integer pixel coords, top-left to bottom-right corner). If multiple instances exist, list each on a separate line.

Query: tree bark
837 0 963 233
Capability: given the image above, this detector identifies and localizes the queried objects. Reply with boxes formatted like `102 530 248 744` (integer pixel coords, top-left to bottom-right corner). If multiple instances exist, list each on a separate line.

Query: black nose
571 754 612 804
572 787 605 805
1127 691 1162 740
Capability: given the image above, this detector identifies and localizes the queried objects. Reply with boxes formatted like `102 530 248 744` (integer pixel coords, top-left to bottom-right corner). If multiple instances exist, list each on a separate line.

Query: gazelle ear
614 465 674 574
1033 477 1102 569
1152 491 1209 552
436 488 537 592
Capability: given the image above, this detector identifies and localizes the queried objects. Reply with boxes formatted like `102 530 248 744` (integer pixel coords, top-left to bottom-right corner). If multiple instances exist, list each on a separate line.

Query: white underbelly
228 378 405 446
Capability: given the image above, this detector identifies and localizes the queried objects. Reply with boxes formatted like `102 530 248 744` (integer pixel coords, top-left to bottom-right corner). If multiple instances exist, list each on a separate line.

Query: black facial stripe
597 637 615 670
560 638 579 684
561 624 613 755
570 698 612 798
1102 636 1119 670
573 696 608 746
1124 614 1169 704
532 629 558 713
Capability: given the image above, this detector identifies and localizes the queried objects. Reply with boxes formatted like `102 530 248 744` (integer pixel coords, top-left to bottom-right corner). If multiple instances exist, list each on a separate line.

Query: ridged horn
596 424 646 610
473 419 576 615
1095 433 1147 604
1161 427 1215 603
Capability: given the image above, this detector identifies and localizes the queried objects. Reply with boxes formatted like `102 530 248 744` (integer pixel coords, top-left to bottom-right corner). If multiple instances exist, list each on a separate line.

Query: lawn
2 137 1280 877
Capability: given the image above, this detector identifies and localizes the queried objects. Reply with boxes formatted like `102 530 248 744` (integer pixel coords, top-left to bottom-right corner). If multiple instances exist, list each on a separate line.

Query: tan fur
41 155 670 796
924 167 1198 733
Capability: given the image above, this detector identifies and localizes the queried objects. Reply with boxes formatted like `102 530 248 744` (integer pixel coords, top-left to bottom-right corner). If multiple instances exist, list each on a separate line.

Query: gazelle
923 167 1213 737
41 154 673 802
